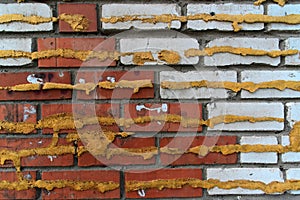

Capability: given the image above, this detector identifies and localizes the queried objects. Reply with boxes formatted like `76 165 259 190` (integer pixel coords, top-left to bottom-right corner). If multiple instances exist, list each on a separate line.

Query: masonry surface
1 0 300 200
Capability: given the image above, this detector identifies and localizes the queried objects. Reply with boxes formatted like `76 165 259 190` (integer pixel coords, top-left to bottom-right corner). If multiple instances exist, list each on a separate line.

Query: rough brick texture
102 4 181 30
0 3 52 32
1 1 300 199
204 38 280 66
187 4 264 31
125 168 202 198
207 168 283 195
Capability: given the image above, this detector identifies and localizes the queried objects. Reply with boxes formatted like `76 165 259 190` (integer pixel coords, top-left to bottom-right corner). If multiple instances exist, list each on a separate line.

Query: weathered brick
168 103 202 132
37 38 56 67
38 38 116 67
58 3 97 32
0 38 31 66
241 71 300 98
0 138 73 167
268 5 300 31
286 102 300 128
0 104 36 123
284 38 300 65
41 103 120 133
75 71 154 99
78 137 156 166
0 171 36 199
123 103 202 132
281 136 300 163
123 103 169 132
125 168 202 198
286 168 300 194
42 170 120 199
160 71 237 99
0 3 52 32
0 72 71 101
240 136 278 163
204 38 280 66
187 3 264 31
160 136 237 166
207 168 283 195
120 38 199 65
102 4 181 30
207 102 284 131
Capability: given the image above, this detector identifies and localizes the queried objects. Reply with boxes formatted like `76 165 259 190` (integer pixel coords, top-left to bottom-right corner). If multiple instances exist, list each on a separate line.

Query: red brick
125 168 202 198
58 3 97 32
41 103 120 133
75 71 154 99
42 170 120 199
78 137 156 166
0 104 36 123
38 38 116 67
0 72 71 101
160 136 237 166
0 104 37 133
123 103 203 132
0 171 36 199
168 103 202 132
123 103 169 132
38 38 56 67
0 138 74 167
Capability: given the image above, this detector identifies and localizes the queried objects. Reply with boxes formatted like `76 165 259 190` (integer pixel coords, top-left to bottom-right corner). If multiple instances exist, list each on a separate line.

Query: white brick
160 71 237 99
204 38 280 66
187 3 264 31
102 4 181 30
286 168 300 194
207 102 284 131
286 102 300 128
0 38 31 66
268 5 300 31
240 136 278 163
241 71 300 98
281 136 300 163
284 38 300 65
120 38 199 65
0 3 52 32
207 168 283 195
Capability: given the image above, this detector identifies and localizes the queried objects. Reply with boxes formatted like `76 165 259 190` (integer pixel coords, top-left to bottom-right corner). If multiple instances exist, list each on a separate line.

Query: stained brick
123 103 203 132
168 103 202 132
0 171 36 199
102 4 181 30
0 38 31 66
125 168 202 198
207 102 284 131
120 38 199 65
38 38 116 67
160 136 237 165
160 71 237 99
187 3 264 31
241 70 300 98
123 103 169 132
0 72 71 101
0 3 52 32
0 104 36 123
58 3 97 32
75 71 154 99
41 103 120 133
207 168 283 195
0 138 73 167
267 4 300 31
78 137 156 166
204 38 280 66
42 170 120 199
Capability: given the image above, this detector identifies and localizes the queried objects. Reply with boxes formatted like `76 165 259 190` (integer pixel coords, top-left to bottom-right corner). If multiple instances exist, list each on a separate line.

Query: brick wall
1 0 300 199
